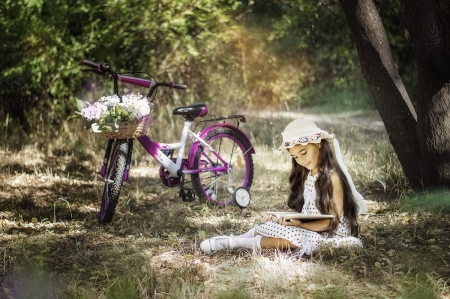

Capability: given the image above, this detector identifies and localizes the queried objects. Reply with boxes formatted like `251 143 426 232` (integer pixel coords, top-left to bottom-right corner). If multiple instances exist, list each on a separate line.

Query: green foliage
0 0 241 138
248 0 414 92
401 190 450 213
297 82 375 112
263 0 361 87
0 0 415 142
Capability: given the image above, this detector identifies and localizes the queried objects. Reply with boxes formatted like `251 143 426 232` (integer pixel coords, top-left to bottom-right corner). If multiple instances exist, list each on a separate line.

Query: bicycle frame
137 120 229 177
97 73 255 184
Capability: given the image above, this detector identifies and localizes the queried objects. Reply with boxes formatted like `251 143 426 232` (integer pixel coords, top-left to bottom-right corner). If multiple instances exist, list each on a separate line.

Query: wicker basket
101 115 150 139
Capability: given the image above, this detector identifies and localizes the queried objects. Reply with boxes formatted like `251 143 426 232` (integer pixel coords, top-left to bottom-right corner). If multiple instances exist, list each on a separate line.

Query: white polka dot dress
255 172 362 255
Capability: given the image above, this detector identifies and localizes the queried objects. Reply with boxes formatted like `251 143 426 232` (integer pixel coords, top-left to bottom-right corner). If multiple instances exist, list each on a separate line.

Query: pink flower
81 102 107 121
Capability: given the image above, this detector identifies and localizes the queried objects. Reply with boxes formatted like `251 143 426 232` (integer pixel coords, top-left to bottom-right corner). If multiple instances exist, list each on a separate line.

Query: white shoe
200 236 234 255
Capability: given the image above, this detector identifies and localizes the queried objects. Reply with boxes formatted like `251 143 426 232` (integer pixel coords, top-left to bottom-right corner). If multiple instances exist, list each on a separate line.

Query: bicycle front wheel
99 139 129 224
191 128 254 206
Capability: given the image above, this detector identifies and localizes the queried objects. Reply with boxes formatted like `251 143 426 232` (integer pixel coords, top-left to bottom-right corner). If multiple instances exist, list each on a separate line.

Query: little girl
200 119 368 256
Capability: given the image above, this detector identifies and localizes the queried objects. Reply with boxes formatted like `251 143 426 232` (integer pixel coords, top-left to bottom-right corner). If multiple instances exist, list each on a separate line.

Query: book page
262 211 335 220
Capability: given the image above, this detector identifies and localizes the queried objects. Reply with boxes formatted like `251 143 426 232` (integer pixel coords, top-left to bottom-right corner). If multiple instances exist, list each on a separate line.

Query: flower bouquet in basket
72 93 152 139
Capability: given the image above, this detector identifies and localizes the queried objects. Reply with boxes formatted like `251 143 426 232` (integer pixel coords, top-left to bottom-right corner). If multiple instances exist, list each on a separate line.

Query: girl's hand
259 213 273 223
277 217 302 227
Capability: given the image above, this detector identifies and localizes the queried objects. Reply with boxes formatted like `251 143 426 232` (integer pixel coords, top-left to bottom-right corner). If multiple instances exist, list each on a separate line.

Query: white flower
120 93 151 119
78 93 151 130
98 94 121 108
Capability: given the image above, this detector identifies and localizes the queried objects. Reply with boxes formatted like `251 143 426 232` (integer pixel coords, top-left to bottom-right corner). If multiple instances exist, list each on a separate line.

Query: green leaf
75 99 86 111
69 111 81 119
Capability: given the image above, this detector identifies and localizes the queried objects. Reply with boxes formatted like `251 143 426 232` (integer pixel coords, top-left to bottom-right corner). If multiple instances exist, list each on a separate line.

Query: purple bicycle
82 60 255 224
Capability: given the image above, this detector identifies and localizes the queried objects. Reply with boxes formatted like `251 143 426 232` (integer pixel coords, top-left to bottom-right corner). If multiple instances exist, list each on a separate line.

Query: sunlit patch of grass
0 145 46 171
252 253 313 296
149 250 211 298
202 252 395 299
189 211 256 236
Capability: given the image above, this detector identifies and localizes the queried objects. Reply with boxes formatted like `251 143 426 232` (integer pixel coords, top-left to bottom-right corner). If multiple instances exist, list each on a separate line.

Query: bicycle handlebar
83 60 112 74
82 59 187 91
158 82 187 90
83 59 100 69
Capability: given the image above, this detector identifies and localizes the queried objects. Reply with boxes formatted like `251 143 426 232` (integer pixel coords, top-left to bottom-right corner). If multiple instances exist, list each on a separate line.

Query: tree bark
339 0 422 186
403 0 450 186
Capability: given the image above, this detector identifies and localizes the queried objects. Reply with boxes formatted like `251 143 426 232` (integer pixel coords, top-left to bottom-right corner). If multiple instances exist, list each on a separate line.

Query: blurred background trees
0 0 414 140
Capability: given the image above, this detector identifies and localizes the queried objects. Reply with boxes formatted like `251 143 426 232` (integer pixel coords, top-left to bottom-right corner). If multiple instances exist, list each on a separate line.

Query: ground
0 110 449 298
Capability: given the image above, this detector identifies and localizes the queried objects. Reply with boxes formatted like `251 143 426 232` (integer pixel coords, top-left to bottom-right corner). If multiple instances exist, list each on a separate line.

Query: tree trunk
402 0 450 187
338 0 422 186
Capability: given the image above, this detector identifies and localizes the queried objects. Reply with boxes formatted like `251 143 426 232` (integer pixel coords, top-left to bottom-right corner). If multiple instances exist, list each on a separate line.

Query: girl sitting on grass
200 119 368 256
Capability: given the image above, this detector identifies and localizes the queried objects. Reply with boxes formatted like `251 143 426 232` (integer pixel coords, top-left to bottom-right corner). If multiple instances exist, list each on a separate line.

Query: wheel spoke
192 128 253 206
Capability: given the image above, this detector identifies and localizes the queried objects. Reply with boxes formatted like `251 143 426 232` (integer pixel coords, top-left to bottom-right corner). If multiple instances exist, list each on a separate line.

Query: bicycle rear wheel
191 127 254 206
99 139 129 224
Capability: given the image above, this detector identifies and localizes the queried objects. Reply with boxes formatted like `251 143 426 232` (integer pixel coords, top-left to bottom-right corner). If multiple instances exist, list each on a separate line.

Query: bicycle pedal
179 188 195 202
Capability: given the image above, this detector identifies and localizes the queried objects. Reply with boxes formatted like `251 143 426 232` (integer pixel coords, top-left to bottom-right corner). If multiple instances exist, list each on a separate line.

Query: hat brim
275 132 334 155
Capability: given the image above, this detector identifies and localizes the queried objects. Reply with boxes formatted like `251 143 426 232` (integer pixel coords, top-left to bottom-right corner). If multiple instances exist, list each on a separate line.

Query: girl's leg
236 227 255 238
259 236 298 250
227 236 297 250
255 231 298 250
200 234 298 254
200 235 262 254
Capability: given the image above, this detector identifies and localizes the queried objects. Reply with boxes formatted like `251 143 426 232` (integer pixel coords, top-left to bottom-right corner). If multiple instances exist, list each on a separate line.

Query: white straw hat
276 119 334 154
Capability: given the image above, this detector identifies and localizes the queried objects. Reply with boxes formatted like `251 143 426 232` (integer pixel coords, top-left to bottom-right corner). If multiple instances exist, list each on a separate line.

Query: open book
262 211 335 222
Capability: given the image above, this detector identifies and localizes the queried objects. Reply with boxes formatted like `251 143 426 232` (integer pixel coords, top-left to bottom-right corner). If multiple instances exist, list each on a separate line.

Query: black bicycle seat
173 103 208 118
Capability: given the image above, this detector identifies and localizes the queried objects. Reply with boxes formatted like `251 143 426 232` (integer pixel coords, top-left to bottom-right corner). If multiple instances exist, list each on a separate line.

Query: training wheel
233 187 251 208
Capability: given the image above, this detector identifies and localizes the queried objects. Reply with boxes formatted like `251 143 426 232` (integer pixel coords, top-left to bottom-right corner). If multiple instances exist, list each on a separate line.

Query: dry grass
0 110 449 298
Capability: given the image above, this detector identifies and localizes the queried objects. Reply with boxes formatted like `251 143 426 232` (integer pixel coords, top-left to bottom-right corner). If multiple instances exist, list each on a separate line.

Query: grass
296 83 376 113
394 273 448 299
0 108 449 298
401 191 450 213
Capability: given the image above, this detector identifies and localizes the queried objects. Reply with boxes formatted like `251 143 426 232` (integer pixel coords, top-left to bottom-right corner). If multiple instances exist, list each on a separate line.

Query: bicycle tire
99 139 129 224
191 127 254 206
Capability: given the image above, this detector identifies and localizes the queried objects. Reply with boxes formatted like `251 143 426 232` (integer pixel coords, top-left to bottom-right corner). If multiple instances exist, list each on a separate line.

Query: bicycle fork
99 139 134 182
99 139 114 177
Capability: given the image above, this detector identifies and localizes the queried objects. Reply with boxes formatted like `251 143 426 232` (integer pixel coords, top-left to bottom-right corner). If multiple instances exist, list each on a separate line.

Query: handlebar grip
172 83 187 90
83 59 99 68
158 82 187 90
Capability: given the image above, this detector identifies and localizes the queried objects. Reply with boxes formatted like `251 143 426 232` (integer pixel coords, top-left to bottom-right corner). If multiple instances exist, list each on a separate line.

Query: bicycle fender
187 124 255 169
